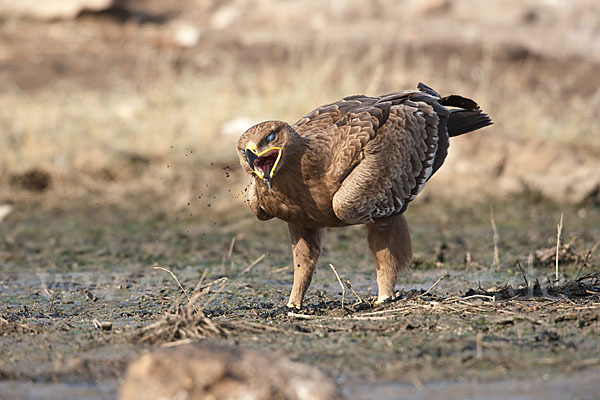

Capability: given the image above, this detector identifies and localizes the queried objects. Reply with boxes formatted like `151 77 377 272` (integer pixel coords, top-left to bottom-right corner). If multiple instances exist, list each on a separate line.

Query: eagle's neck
253 136 340 227
269 136 311 194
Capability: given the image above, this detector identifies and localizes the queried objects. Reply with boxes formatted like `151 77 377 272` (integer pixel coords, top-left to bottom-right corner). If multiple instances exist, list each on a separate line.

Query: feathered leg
287 223 323 309
366 213 412 304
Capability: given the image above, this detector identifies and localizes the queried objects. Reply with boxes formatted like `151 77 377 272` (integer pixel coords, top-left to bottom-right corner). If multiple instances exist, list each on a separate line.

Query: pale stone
120 344 341 400
0 0 114 20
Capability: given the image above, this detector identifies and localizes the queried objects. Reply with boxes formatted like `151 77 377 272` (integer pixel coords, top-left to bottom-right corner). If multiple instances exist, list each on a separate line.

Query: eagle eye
265 132 276 143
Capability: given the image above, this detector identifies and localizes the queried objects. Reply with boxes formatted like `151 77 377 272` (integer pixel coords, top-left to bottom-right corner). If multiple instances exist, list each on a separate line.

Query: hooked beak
244 148 258 170
244 142 282 188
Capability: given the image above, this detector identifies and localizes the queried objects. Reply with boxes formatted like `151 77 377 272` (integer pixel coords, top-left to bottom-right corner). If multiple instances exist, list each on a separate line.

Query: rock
0 0 114 21
0 204 13 223
120 344 341 400
172 22 202 48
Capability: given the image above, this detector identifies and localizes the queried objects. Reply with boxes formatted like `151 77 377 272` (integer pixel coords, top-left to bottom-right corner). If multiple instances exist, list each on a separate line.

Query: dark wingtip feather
440 95 480 110
417 82 441 97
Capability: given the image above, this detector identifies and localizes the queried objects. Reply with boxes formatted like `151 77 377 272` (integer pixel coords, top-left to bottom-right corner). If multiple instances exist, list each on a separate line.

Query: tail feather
447 109 493 137
417 82 493 137
417 82 492 178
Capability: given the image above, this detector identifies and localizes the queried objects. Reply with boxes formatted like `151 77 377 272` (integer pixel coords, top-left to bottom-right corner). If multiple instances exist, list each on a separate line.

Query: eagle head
237 121 294 189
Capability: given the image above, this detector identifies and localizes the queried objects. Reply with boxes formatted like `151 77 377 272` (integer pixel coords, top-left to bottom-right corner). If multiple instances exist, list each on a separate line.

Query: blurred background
1 0 600 210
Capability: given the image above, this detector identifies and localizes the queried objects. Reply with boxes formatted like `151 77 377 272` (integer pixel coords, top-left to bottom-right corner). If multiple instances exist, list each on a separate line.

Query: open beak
244 143 282 188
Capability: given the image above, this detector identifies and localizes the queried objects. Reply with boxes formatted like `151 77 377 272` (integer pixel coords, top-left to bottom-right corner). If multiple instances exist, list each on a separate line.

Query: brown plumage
237 83 492 309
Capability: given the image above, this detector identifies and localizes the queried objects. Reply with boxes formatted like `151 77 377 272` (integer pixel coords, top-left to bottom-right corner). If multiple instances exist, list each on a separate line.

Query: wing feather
332 95 442 224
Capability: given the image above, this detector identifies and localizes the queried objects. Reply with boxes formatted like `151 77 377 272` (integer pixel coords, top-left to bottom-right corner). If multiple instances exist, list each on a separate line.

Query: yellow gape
244 142 282 180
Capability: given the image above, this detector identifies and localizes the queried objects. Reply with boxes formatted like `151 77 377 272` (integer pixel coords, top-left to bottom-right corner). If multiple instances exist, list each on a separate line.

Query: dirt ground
1 1 600 399
1 194 599 399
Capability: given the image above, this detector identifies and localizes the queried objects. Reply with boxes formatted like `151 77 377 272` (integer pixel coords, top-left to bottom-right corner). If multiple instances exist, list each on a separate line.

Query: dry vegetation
2 44 599 176
1 0 600 207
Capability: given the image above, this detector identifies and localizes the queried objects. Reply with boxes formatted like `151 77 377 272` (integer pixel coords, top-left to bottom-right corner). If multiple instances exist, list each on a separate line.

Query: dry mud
1 197 599 399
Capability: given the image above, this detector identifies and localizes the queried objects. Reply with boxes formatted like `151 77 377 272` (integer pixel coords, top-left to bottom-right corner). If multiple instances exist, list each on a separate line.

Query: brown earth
1 197 599 399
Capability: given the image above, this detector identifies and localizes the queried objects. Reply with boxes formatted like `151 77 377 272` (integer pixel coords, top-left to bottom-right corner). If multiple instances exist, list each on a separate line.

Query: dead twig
191 269 209 294
462 294 495 301
329 264 346 309
576 239 600 281
576 250 593 282
578 358 600 367
515 259 529 288
198 278 229 310
195 277 228 294
220 236 236 274
418 275 445 298
227 236 236 258
129 274 235 345
344 279 364 304
188 277 229 309
409 374 424 391
560 294 577 306
287 312 318 320
490 206 500 268
92 319 112 331
555 213 563 281
154 266 197 314
130 307 229 344
242 254 266 274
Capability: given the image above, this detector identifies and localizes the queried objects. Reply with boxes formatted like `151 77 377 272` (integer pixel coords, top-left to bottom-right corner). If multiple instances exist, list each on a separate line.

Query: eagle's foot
286 302 302 311
374 295 392 306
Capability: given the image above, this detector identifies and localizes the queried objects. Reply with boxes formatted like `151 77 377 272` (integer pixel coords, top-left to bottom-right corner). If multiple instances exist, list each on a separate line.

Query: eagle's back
290 84 491 225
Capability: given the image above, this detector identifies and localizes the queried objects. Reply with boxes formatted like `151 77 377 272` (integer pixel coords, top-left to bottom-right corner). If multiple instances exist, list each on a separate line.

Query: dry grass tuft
130 304 229 344
0 316 40 334
129 269 270 345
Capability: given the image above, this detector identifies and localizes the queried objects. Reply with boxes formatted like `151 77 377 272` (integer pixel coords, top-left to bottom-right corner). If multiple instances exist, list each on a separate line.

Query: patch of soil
9 168 52 192
1 197 598 399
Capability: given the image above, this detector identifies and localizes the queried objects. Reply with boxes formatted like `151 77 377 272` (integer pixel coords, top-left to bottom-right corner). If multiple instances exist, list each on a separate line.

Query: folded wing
325 84 491 224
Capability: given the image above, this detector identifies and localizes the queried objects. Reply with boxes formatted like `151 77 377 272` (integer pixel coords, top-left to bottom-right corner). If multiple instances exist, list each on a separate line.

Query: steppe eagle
237 83 492 309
